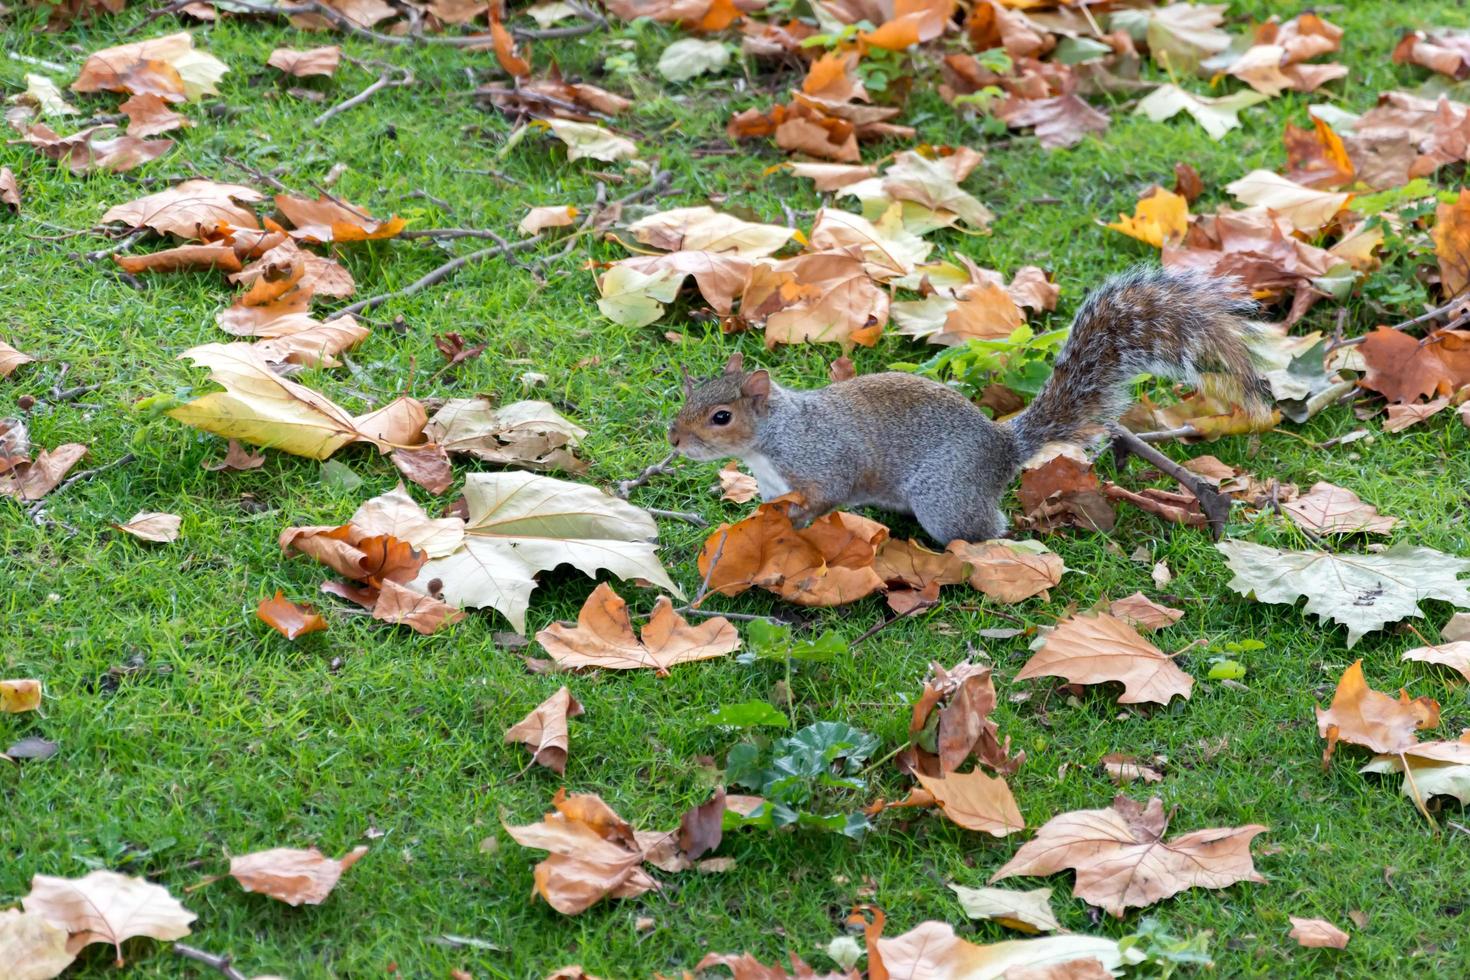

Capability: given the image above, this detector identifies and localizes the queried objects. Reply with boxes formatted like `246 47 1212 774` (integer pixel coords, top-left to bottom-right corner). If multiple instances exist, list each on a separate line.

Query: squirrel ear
741 369 771 401
724 351 744 374
679 364 694 398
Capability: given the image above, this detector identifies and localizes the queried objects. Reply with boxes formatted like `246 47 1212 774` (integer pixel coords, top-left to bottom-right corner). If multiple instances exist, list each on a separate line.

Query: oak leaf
537 583 738 675
229 845 367 905
991 795 1266 917
22 870 195 964
505 686 584 773
411 472 680 634
1107 592 1184 631
1281 481 1399 535
1 679 42 713
1217 540 1470 647
267 45 341 77
1288 917 1350 949
0 909 75 980
257 591 329 639
914 768 1024 836
949 884 1060 933
1016 612 1193 705
697 498 887 607
946 539 1065 603
1315 660 1439 766
112 511 182 542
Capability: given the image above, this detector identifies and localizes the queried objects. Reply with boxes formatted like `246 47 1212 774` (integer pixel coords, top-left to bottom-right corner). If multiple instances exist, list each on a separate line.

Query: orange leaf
1434 189 1470 300
915 768 1024 836
1315 659 1439 767
229 846 368 905
256 591 329 639
536 583 739 674
491 15 531 77
504 686 584 774
1288 916 1350 949
1016 612 1193 705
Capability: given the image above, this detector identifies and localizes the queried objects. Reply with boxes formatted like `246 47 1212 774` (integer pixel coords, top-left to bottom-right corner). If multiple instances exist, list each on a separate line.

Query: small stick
1109 427 1232 540
326 234 545 320
314 63 414 127
80 228 147 262
1326 294 1469 351
691 530 728 607
645 507 707 527
24 453 137 520
614 451 678 499
9 51 69 73
404 189 455 214
174 944 248 980
221 155 291 193
850 598 937 649
1130 425 1199 443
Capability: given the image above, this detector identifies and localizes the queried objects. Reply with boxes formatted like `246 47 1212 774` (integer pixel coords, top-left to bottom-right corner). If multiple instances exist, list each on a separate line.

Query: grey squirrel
667 267 1272 543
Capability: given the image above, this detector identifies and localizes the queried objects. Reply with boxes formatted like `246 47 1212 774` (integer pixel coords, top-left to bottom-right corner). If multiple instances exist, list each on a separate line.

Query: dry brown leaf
19 123 172 174
230 238 355 298
717 461 759 503
741 250 887 350
112 511 182 542
519 204 578 235
1384 397 1451 432
1107 592 1184 631
229 845 367 906
991 796 1267 917
274 193 406 243
1 679 42 714
0 908 75 980
267 45 342 78
22 870 195 963
370 578 466 634
1402 640 1470 680
1316 660 1440 767
118 93 190 138
1434 189 1470 300
536 583 739 675
504 685 584 774
1393 29 1470 78
630 206 793 258
1288 916 1350 949
0 167 20 212
897 660 1022 778
204 439 267 471
1284 116 1354 188
102 178 263 240
1 340 35 378
114 243 242 274
697 497 888 606
425 397 587 473
1017 612 1193 705
996 93 1109 150
1357 327 1470 404
72 31 227 101
1101 753 1164 785
1281 482 1399 535
1017 450 1115 532
502 789 658 915
915 768 1024 836
946 539 1065 603
256 590 329 639
0 444 88 502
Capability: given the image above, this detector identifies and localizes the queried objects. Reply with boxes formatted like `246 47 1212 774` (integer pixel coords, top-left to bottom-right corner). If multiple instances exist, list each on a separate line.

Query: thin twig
681 607 788 623
9 51 69 73
80 228 147 262
1326 294 1469 351
404 189 455 214
691 530 728 607
24 453 137 520
174 944 248 980
1109 427 1232 540
615 451 678 499
1131 425 1199 443
314 62 414 127
850 598 937 649
645 507 707 527
221 155 290 193
326 235 545 320
452 167 526 186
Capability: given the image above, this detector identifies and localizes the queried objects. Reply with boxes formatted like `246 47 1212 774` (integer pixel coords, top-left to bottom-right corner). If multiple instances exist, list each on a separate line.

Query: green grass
3 1 1470 976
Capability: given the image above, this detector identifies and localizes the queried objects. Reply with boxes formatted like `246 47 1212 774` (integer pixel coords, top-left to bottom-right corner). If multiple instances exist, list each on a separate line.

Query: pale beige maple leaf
1016 612 1193 705
0 908 75 980
536 583 738 675
990 796 1266 917
22 870 195 964
229 845 368 906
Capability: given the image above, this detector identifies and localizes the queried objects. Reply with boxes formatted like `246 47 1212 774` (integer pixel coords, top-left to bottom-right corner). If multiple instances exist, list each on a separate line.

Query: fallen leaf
6 736 58 761
0 679 42 714
1393 29 1470 78
915 768 1024 836
545 119 639 163
426 398 587 473
112 511 182 542
267 45 341 78
0 167 19 212
874 919 1134 979
1384 397 1451 432
1284 116 1354 188
118 93 189 138
1218 540 1470 647
368 578 466 634
412 472 680 634
630 206 794 258
1224 170 1351 235
949 884 1060 934
1402 641 1470 680
897 660 1022 778
256 591 329 639
1361 730 1470 808
73 32 229 101
717 462 759 503
657 38 730 82
596 264 684 327
1016 449 1115 532
0 909 75 980
1288 917 1350 949
1357 327 1470 404
1281 482 1399 535
229 845 368 905
274 193 406 243
114 243 242 274
1316 660 1439 766
1434 189 1470 299
1017 612 1193 705
947 539 1065 603
22 870 195 964
0 444 89 502
1 340 35 377
102 178 263 240
537 583 738 675
991 795 1266 917
502 789 658 915
519 204 578 235
1107 187 1189 249
612 251 754 315
1101 753 1165 785
1107 592 1184 631
204 439 267 471
881 149 993 231
697 498 887 606
19 123 172 174
17 73 78 116
997 94 1109 150
505 685 584 772
1135 84 1268 140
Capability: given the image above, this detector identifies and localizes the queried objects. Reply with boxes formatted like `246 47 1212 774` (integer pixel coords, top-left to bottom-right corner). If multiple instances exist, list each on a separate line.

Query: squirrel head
668 352 771 461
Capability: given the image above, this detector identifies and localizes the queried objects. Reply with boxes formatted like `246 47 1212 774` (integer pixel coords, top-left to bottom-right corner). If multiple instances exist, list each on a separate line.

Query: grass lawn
3 0 1470 976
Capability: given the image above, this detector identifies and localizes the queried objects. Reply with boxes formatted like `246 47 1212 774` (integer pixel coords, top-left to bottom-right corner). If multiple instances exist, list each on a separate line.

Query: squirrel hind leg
913 498 1010 546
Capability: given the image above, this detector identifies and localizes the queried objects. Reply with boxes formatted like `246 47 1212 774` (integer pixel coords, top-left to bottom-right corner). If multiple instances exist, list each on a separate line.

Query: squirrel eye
710 410 732 426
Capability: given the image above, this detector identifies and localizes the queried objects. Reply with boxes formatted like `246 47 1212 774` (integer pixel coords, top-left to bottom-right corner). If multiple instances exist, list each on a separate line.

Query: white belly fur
743 453 792 499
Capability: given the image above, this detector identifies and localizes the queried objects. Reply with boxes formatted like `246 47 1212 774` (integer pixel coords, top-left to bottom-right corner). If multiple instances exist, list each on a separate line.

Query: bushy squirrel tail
1006 266 1272 460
